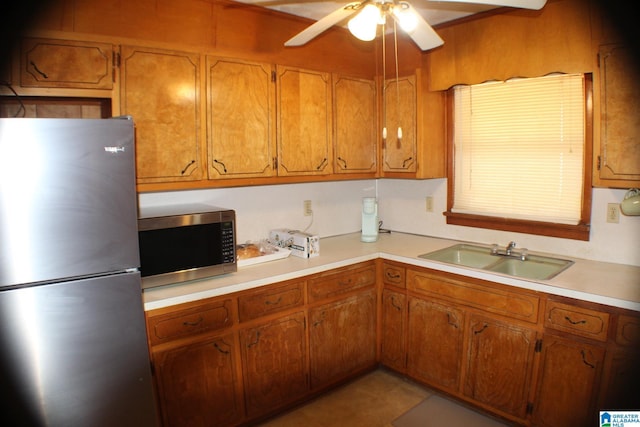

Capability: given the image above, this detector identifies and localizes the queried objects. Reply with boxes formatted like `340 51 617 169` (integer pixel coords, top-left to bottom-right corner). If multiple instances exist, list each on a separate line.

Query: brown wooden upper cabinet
120 45 204 183
596 43 640 187
21 38 114 90
207 57 277 179
382 74 417 173
333 74 377 174
276 65 332 176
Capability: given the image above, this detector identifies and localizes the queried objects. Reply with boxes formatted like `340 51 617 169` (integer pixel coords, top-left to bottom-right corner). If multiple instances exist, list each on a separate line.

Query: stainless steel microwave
137 205 237 289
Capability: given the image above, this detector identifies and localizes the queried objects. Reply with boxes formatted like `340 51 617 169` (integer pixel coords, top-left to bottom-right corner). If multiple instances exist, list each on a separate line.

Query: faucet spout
506 241 516 255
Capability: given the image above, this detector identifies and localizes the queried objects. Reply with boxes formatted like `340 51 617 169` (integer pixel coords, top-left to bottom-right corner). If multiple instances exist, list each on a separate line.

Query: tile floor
257 369 511 427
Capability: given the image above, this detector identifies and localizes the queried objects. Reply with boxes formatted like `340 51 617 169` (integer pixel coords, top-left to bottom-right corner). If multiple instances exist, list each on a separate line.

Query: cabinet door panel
464 314 537 420
121 46 202 183
309 290 376 388
207 57 276 178
407 297 464 392
21 38 113 89
277 66 332 176
382 75 416 172
333 75 377 173
533 335 605 427
381 289 407 371
153 334 241 427
240 312 308 417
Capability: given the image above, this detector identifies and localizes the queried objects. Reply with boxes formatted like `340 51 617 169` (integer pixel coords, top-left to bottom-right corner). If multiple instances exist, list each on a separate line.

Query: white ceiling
234 0 498 28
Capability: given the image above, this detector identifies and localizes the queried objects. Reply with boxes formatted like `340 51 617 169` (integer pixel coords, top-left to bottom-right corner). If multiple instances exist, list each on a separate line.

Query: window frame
444 74 593 241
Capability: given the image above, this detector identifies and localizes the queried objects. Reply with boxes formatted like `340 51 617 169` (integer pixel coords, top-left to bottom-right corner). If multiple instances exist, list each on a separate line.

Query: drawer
615 314 640 346
238 281 304 322
382 262 406 288
308 262 376 302
544 300 610 342
147 298 234 346
407 269 540 323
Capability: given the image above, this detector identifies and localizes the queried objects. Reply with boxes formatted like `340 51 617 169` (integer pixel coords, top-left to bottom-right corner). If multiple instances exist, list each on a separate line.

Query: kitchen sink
419 244 574 280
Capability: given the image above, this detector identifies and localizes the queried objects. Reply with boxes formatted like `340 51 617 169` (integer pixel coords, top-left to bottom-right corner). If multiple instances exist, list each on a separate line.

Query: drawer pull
473 323 489 335
29 60 48 79
338 279 353 286
183 316 203 327
214 342 229 354
564 316 587 325
581 350 595 369
386 271 401 280
265 296 282 305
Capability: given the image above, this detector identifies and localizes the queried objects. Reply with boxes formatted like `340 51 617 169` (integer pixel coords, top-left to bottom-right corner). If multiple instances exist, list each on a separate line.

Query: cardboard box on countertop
269 228 319 258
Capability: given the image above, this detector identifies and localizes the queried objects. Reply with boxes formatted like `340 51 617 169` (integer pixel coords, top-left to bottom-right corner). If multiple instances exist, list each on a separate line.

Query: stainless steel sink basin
419 244 574 280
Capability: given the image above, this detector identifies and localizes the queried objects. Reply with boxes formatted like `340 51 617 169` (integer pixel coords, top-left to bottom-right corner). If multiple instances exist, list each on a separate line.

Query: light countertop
142 232 640 312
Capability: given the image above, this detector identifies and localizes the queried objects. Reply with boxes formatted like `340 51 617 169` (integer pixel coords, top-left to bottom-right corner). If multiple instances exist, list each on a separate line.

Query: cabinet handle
265 296 282 305
29 60 48 79
402 157 414 168
213 159 227 173
214 342 230 354
338 278 352 286
316 157 328 170
337 157 347 169
183 316 203 327
385 271 400 280
390 296 402 311
473 323 489 335
581 350 596 369
564 315 587 325
181 159 196 175
447 313 459 329
247 331 261 347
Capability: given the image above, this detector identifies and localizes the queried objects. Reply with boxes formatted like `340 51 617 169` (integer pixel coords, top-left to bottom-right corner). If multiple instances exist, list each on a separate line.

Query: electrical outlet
425 196 434 212
607 203 620 223
304 200 312 216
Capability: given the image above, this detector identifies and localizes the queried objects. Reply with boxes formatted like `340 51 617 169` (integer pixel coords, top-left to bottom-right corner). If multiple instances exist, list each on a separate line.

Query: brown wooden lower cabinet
146 260 639 427
152 333 243 427
240 312 308 418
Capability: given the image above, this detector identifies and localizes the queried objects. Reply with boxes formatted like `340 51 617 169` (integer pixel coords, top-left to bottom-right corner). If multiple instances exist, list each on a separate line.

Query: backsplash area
138 179 640 267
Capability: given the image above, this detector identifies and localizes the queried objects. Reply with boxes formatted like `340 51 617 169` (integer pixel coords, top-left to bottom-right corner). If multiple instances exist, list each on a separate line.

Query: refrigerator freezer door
0 272 158 426
0 118 140 287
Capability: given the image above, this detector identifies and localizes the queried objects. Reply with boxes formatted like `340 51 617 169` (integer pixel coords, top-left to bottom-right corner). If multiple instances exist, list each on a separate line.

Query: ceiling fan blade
284 2 363 46
436 0 547 10
393 2 444 51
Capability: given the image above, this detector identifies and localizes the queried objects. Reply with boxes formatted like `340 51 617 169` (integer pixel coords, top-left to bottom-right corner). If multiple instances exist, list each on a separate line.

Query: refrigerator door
0 272 158 427
0 118 140 288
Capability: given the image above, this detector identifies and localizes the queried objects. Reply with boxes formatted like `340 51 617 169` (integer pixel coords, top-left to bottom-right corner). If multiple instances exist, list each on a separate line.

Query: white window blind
453 74 585 225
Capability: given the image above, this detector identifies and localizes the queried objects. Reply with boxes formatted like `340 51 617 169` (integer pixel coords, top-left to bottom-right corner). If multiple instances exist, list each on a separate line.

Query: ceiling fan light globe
393 4 418 33
348 4 380 41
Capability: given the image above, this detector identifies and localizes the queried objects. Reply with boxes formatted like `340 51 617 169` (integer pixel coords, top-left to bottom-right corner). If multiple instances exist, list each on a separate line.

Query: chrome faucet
491 241 528 261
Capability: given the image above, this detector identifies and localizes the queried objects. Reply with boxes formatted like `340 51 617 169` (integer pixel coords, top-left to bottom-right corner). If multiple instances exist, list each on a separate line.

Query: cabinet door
380 289 407 372
120 45 203 183
533 334 605 427
382 74 417 173
464 314 537 421
21 38 113 89
407 296 464 393
207 57 276 178
276 65 332 176
240 312 308 418
333 74 377 174
597 44 640 186
309 290 376 388
153 333 242 427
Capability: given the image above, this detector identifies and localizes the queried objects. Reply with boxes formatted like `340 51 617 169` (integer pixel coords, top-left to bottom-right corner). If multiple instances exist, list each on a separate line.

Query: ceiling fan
284 0 547 51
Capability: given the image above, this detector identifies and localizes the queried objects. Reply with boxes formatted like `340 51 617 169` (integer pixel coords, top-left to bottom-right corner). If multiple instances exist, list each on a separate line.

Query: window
445 73 592 241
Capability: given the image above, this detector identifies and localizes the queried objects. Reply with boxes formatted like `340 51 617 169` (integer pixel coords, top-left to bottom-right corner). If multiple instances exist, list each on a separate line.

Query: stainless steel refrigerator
0 118 158 427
